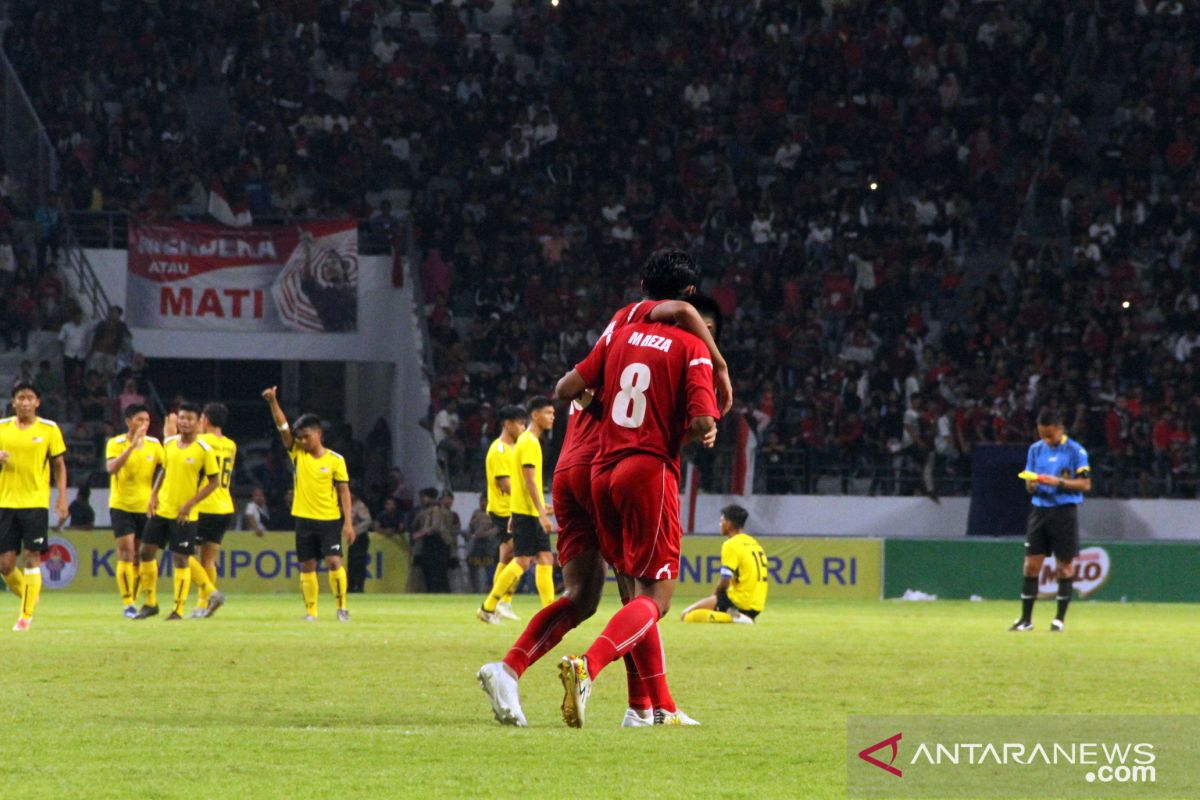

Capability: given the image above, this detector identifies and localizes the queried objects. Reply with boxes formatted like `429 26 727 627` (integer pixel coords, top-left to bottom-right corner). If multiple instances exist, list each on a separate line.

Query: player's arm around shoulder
683 338 720 447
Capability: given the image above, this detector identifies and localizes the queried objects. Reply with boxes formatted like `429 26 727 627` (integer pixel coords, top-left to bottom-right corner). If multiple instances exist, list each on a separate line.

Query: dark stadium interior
3 0 1200 515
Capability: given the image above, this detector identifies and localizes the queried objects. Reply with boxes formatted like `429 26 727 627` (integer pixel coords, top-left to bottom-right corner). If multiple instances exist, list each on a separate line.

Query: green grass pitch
3 593 1196 799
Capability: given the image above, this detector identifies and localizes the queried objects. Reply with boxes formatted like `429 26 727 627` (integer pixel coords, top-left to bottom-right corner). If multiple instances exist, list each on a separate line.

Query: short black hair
721 504 748 529
419 487 439 500
293 413 323 432
499 404 527 423
178 400 203 416
11 380 38 398
687 294 723 342
527 396 553 414
1037 408 1063 427
202 402 229 429
123 403 149 419
641 248 699 300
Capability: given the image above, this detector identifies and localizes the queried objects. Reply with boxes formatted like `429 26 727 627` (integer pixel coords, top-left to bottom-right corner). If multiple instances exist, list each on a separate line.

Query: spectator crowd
5 0 1200 497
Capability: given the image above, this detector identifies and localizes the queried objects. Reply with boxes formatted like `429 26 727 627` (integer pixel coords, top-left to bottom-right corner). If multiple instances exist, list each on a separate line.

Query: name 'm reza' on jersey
626 330 673 352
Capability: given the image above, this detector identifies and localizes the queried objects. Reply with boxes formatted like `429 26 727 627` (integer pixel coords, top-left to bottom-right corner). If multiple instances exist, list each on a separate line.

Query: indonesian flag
207 178 252 228
728 413 757 495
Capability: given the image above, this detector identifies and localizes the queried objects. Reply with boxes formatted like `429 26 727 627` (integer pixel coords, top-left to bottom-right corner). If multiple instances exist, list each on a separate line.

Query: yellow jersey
508 429 543 517
0 416 67 509
289 442 348 521
196 432 237 515
485 436 517 516
721 532 768 613
106 434 164 514
157 435 219 521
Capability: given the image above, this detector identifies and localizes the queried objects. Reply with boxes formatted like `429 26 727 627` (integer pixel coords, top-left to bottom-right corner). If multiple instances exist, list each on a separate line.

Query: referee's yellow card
1017 470 1038 481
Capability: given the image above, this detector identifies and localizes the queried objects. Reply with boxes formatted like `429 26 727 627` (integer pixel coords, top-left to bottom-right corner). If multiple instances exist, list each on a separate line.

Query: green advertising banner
39 530 410 593
883 539 1200 602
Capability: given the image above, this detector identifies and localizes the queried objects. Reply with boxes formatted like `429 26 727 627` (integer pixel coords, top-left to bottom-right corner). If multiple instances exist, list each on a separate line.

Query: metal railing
66 210 397 255
0 46 55 207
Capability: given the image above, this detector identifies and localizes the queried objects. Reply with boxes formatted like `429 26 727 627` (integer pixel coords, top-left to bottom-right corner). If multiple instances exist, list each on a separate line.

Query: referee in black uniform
1010 409 1092 632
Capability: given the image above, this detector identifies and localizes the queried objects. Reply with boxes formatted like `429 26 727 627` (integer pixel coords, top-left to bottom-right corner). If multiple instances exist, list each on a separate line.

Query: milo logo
1038 546 1109 598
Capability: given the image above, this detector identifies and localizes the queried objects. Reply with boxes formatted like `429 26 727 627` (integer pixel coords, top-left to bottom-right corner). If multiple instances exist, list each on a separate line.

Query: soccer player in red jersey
476 251 729 727
553 297 721 728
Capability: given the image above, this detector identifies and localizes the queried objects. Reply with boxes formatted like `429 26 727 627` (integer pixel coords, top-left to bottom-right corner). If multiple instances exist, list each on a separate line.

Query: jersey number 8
611 362 651 429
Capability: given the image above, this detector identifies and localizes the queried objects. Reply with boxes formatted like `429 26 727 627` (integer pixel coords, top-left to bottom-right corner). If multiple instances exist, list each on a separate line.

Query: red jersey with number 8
554 300 665 474
574 320 719 475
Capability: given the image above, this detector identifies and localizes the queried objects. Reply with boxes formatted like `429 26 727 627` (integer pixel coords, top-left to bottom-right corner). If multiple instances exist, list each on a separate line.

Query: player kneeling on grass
1010 408 1091 633
680 505 767 624
263 387 355 621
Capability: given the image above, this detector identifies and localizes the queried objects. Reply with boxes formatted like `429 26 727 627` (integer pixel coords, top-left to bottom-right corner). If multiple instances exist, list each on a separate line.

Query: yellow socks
493 562 514 605
3 569 23 598
172 569 191 616
116 560 136 606
189 557 215 608
139 559 159 607
300 572 319 617
329 567 348 611
535 564 555 607
19 568 41 620
483 560 526 612
683 609 733 623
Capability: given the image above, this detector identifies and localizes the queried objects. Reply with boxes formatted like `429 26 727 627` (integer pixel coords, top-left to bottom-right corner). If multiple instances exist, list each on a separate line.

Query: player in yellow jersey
105 403 163 618
478 397 555 623
0 381 68 631
262 386 355 621
477 404 526 622
135 401 225 621
190 403 237 617
680 505 767 624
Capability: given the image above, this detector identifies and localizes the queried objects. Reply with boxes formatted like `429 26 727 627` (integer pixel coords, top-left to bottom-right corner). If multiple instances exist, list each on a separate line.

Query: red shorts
551 464 598 566
590 454 682 580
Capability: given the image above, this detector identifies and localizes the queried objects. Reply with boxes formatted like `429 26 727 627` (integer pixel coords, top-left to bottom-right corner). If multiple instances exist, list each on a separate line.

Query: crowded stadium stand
3 0 1200 515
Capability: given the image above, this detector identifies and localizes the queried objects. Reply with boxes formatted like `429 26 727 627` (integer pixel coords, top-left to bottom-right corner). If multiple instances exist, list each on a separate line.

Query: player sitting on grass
680 504 767 624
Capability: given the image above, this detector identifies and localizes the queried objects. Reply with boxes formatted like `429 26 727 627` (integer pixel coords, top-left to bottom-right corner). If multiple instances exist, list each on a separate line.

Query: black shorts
511 513 551 557
142 516 198 556
295 517 344 562
715 586 760 619
197 513 234 545
0 508 50 554
490 513 512 544
1025 504 1080 561
111 508 147 539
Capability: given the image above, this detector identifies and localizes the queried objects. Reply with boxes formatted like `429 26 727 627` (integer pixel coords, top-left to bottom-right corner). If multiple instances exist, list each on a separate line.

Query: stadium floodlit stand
3 0 1200 499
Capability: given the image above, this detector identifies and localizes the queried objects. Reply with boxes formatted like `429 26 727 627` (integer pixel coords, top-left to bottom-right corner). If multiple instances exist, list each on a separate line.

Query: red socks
623 652 651 711
503 596 580 677
630 620 676 713
582 595 660 680
499 591 670 715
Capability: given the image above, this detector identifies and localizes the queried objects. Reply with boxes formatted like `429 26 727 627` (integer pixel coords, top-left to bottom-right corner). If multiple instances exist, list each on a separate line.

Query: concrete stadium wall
67 490 1200 542
447 493 1200 541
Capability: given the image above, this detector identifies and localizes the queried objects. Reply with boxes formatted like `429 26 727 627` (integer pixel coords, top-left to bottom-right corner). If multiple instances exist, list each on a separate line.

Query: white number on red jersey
611 362 651 429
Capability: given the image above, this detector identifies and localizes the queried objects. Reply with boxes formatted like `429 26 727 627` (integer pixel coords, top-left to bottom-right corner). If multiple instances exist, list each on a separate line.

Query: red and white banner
127 219 358 332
